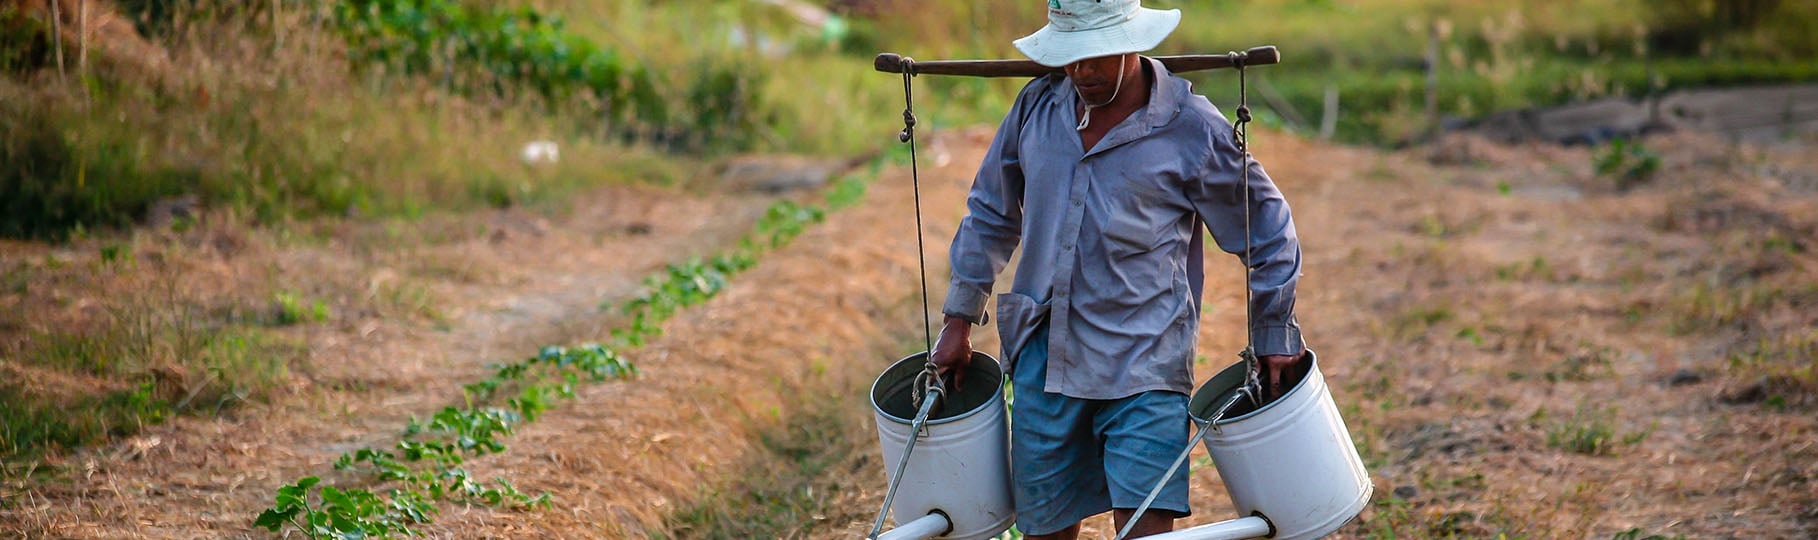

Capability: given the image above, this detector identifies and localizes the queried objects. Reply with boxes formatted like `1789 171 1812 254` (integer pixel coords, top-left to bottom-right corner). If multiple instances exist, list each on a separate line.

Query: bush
0 101 193 239
1594 138 1661 190
0 5 54 74
333 0 666 126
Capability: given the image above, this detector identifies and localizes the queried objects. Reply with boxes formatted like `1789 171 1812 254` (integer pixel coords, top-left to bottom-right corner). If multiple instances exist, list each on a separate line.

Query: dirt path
5 125 1813 539
413 126 1816 539
1170 132 1817 539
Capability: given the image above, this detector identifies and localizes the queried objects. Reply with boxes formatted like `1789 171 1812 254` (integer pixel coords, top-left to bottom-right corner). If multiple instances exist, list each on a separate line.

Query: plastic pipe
1134 516 1273 540
874 512 951 540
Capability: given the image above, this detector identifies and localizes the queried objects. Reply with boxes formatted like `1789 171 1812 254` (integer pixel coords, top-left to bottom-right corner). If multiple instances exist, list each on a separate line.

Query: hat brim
1012 7 1181 68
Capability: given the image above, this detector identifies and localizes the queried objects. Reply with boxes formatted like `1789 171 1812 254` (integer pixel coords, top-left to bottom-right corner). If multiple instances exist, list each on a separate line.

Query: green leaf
320 486 356 511
254 508 297 530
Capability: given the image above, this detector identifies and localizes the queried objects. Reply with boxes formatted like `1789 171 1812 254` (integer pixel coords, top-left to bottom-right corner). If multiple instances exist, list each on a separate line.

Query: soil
2 124 1815 539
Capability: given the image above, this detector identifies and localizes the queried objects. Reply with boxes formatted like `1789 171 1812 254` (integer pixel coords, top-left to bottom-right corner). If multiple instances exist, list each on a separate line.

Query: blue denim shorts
1009 322 1192 535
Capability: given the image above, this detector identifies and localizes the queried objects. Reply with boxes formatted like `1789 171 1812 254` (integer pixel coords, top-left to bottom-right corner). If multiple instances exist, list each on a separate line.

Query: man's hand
1259 353 1302 402
930 316 975 390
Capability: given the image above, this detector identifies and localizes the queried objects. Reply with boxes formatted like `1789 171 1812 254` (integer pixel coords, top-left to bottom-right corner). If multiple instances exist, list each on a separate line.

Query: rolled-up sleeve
1187 124 1305 357
941 89 1034 325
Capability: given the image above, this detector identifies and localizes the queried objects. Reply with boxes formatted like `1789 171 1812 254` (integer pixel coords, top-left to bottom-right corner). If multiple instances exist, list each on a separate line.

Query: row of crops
254 157 886 538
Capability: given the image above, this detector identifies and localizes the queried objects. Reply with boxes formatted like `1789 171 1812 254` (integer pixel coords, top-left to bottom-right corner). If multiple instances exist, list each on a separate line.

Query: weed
1455 326 1484 346
1355 493 1416 540
1594 138 1662 190
1723 331 1818 410
1388 304 1455 340
369 279 443 323
5 287 296 461
1493 256 1553 282
1542 404 1646 456
825 173 874 211
1544 345 1617 382
99 244 135 267
273 292 331 326
1610 527 1687 540
1668 280 1798 335
1419 213 1450 238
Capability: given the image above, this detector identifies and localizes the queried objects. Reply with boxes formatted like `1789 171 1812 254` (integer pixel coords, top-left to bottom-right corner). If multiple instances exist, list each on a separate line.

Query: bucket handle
866 384 945 540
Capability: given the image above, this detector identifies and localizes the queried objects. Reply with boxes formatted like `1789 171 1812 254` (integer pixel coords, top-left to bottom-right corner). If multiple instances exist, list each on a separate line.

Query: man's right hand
930 316 975 390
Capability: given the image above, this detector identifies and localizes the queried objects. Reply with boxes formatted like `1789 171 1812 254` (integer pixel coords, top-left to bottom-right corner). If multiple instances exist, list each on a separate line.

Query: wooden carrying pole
875 45 1280 77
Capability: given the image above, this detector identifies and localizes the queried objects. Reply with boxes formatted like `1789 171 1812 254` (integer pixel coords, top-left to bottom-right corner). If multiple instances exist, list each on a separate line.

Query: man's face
1065 53 1132 105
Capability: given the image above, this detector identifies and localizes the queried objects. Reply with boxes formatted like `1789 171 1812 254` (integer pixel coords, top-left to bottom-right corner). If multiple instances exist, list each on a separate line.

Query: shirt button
1071 200 1082 207
1063 244 1073 251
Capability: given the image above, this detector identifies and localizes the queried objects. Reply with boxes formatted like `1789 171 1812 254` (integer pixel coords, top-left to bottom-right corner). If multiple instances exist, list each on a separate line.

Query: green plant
1357 493 1417 540
274 292 332 326
609 197 829 347
1610 526 1687 540
0 6 53 73
1543 404 1647 456
333 0 662 121
1594 138 1662 190
266 345 617 538
4 284 296 462
254 476 433 538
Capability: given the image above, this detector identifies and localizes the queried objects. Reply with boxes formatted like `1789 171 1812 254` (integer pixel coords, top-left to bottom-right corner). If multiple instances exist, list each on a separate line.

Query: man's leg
1009 322 1110 538
1111 508 1175 537
1023 523 1082 540
1096 390 1193 538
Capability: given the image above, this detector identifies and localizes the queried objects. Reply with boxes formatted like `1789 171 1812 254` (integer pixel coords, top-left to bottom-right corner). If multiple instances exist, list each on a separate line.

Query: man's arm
1186 120 1306 398
930 82 1038 386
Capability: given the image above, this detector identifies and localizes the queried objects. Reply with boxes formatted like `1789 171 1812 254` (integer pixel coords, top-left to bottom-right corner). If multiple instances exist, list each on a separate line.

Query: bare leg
1024 522 1082 540
1111 508 1175 538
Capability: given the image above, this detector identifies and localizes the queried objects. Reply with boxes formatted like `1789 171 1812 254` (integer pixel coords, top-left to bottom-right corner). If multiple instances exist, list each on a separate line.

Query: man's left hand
1259 354 1301 402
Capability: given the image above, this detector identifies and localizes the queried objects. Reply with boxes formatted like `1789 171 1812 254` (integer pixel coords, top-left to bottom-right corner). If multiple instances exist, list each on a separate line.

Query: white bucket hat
1013 0 1182 68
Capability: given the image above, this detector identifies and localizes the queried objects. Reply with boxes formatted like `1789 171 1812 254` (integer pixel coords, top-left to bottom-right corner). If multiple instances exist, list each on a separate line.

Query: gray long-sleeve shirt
942 57 1304 400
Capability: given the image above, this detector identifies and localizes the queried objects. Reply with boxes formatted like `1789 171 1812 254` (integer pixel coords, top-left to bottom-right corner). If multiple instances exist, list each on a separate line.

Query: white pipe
874 512 951 540
1133 516 1272 540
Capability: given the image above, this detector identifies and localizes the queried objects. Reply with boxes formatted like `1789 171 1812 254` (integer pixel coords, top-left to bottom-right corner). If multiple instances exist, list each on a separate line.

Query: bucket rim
1189 348 1319 427
870 350 1004 426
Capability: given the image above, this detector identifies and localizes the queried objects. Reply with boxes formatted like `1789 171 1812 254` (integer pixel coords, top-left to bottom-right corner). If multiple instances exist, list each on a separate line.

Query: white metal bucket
1187 350 1372 540
870 351 1015 540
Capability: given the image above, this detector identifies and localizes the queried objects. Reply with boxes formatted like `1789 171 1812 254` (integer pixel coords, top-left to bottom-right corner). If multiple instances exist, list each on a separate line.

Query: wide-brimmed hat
1013 0 1182 68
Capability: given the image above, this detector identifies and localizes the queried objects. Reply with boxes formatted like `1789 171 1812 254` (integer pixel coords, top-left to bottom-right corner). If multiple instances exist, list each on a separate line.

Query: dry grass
1254 130 1818 538
2 0 692 239
0 168 789 535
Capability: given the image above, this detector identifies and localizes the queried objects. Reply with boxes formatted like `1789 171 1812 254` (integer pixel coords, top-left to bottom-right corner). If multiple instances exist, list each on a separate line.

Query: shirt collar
1050 56 1181 125
1050 56 1183 156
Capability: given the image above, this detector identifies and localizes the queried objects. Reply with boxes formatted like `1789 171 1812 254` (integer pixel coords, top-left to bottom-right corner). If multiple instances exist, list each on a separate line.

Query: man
928 1 1306 538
